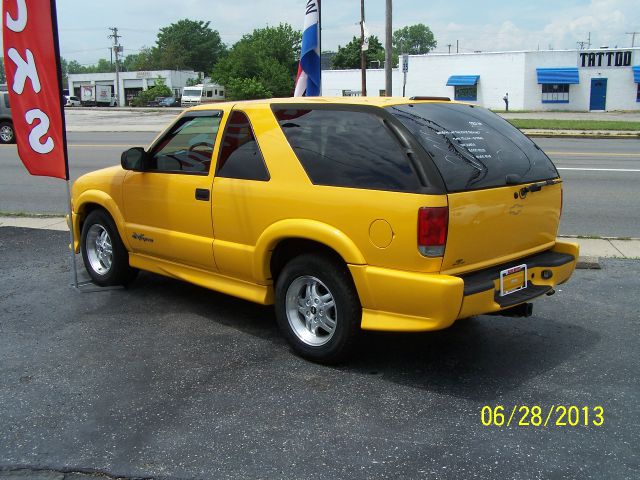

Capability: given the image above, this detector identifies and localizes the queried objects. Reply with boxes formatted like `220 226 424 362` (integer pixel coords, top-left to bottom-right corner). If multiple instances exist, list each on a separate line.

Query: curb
522 131 640 139
576 256 601 270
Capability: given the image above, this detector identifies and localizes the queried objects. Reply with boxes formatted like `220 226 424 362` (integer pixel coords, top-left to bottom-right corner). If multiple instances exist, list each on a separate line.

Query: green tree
392 24 437 54
213 23 301 100
132 77 173 106
94 58 115 73
155 19 226 72
67 60 86 74
1 57 7 84
123 47 158 72
331 35 385 69
225 78 273 100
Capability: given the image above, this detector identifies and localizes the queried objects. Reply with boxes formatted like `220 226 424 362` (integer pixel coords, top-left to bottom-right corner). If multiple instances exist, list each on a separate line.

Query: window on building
637 84 640 102
273 107 421 193
220 90 224 97
217 111 270 181
454 85 477 101
148 112 222 174
541 84 570 103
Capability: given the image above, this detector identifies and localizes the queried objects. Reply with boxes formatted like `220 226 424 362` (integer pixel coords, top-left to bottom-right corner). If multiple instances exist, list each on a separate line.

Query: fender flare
74 190 130 249
252 219 366 282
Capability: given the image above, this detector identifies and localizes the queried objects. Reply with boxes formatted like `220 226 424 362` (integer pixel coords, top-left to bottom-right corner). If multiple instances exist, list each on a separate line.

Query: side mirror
121 147 146 171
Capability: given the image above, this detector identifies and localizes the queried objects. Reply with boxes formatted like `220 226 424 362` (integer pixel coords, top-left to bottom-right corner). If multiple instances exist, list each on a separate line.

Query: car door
210 108 272 282
122 110 223 272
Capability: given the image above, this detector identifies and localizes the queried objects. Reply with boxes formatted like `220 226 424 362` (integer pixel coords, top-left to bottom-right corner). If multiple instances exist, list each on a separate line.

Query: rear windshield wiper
519 178 561 196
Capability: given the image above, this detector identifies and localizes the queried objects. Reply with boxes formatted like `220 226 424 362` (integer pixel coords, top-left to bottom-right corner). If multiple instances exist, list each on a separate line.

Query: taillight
418 206 448 257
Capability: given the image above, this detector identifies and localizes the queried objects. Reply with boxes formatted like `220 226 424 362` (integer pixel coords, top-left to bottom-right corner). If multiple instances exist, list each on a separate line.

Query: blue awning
633 66 640 83
536 68 580 84
446 75 480 86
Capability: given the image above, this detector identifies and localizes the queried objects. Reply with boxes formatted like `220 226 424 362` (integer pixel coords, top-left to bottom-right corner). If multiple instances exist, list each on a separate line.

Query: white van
180 83 225 107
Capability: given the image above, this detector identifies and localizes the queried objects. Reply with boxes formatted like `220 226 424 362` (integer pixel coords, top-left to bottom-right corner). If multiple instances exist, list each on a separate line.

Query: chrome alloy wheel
85 224 113 275
0 125 14 143
285 275 337 346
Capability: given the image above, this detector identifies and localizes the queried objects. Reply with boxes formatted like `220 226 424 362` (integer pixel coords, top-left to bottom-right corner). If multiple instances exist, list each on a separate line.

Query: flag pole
50 0 78 289
65 181 78 288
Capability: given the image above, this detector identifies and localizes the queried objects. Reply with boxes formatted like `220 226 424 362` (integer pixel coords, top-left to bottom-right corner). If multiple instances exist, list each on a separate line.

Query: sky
5 0 639 66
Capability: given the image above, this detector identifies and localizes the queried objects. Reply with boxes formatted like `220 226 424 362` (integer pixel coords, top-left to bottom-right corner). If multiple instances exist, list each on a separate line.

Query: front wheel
275 254 361 364
81 209 137 286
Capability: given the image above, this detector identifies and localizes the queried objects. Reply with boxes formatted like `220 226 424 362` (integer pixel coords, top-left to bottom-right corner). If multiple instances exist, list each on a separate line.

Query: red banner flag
2 0 69 180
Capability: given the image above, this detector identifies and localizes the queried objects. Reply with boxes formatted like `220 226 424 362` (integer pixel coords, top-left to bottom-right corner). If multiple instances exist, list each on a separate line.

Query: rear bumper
352 241 579 332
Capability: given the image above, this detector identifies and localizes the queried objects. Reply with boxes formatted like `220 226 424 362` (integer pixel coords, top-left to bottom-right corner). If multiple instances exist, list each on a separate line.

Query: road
0 227 638 479
0 134 638 237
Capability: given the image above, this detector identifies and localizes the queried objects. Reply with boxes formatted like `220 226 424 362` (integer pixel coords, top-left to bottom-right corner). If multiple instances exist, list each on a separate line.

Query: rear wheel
81 209 137 286
0 122 15 144
275 253 361 364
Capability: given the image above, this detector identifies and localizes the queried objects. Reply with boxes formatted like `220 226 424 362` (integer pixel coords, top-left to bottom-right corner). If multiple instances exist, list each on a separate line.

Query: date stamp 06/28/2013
481 405 605 428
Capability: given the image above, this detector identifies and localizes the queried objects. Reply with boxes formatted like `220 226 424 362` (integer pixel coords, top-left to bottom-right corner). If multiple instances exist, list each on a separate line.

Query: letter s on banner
2 0 68 179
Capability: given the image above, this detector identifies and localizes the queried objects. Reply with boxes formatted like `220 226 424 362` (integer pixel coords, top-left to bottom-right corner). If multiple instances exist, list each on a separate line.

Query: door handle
195 188 210 201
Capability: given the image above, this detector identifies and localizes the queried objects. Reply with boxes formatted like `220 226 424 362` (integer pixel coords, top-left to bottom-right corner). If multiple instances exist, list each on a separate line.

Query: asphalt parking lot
1 227 639 480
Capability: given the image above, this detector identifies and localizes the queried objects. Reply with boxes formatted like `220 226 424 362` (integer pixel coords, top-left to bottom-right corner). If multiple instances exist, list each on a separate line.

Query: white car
64 95 81 107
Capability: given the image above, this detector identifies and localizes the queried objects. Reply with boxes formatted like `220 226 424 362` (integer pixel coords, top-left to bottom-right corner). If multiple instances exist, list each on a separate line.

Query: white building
67 70 200 106
322 48 640 111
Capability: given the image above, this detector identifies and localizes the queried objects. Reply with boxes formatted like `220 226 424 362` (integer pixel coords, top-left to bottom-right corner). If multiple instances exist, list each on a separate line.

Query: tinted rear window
273 108 421 192
388 103 558 192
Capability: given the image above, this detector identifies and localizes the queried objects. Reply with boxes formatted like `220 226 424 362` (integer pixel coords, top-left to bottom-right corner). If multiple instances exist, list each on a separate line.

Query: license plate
499 264 528 296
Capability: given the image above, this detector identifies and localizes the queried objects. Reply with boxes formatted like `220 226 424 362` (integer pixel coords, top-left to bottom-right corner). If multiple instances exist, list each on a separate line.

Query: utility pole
587 31 591 49
626 32 639 47
456 40 459 53
360 0 367 96
447 44 452 54
384 0 392 96
108 27 121 106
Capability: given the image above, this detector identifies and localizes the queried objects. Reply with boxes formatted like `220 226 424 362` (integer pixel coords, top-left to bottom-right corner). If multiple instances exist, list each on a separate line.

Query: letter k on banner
2 0 69 179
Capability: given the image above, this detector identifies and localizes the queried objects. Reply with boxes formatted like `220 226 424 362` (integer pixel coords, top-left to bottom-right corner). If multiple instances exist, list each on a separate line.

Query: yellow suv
71 97 578 363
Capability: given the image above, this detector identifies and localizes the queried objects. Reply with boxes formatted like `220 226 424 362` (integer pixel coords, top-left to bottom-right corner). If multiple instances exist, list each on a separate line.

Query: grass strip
0 211 63 218
507 119 640 131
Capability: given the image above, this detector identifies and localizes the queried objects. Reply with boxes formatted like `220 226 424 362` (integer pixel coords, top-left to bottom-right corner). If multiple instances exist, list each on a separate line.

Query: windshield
387 103 558 192
182 88 201 97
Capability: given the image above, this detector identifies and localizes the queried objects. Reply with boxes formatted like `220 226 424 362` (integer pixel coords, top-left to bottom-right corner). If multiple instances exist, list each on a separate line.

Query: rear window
387 103 558 192
273 107 421 192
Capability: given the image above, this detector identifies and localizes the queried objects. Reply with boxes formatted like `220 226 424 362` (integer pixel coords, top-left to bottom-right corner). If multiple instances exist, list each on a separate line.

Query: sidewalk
1 216 638 263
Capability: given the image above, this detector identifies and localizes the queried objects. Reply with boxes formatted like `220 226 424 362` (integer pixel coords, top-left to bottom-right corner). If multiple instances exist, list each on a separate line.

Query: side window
148 112 222 174
541 84 569 103
4 93 10 109
273 107 420 192
216 110 270 181
454 85 477 101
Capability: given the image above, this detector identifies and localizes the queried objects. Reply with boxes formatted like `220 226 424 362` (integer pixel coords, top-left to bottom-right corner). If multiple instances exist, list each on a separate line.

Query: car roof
186 96 459 113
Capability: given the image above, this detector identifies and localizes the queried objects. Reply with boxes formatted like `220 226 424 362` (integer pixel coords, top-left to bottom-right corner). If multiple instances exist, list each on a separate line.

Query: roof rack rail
409 96 451 101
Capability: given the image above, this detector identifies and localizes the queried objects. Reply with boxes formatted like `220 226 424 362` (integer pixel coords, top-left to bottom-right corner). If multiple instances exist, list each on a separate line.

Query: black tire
275 253 361 364
81 209 137 286
0 121 15 144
